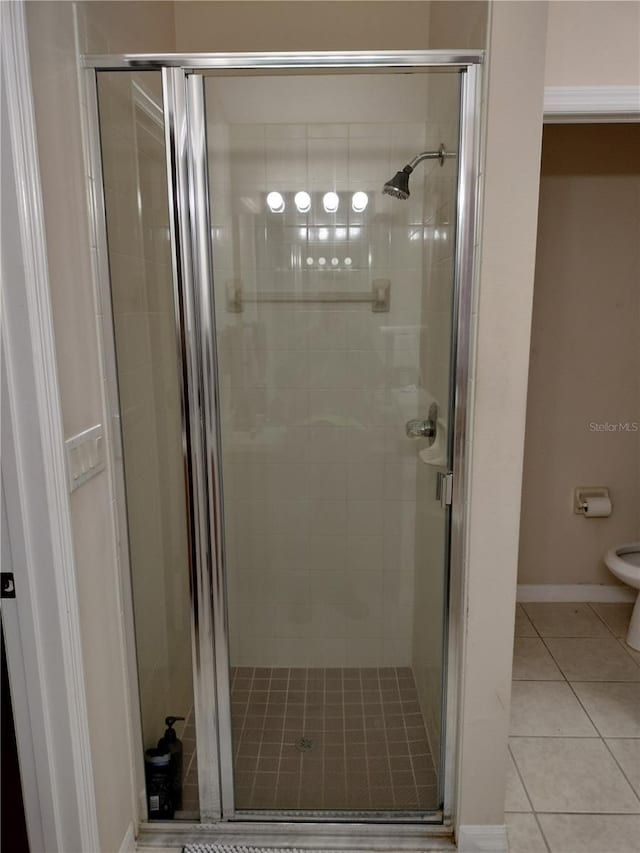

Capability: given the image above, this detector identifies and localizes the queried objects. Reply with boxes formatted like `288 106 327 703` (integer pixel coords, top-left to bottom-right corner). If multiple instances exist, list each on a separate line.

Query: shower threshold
137 819 455 852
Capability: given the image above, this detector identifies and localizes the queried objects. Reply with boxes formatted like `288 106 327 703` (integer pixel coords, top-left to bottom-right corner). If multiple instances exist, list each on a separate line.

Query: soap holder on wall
574 487 612 517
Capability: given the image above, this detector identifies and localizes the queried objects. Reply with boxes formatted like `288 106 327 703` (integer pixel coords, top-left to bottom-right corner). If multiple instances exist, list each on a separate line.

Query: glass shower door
96 70 199 819
200 69 462 815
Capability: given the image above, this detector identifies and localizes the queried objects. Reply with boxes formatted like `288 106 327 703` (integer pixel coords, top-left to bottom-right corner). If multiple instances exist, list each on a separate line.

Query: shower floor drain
295 736 315 752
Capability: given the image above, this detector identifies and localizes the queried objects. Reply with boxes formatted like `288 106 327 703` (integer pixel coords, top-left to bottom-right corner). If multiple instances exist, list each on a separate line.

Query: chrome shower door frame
86 50 483 834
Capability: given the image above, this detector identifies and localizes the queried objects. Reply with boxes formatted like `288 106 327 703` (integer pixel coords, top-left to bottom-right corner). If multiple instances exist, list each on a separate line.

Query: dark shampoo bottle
156 715 185 811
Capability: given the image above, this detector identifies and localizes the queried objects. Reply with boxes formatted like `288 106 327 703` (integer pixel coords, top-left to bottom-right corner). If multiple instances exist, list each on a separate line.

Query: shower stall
86 50 481 833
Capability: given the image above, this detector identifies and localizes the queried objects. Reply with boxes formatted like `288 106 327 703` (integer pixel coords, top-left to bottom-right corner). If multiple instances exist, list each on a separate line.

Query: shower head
382 143 453 201
383 166 412 200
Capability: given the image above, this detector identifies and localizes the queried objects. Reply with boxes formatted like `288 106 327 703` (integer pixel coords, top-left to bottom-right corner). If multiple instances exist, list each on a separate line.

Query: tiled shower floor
180 667 438 815
230 666 437 811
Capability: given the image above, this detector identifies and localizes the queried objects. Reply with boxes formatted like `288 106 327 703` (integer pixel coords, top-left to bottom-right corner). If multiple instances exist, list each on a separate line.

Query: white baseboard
457 824 508 852
517 584 635 603
119 822 135 853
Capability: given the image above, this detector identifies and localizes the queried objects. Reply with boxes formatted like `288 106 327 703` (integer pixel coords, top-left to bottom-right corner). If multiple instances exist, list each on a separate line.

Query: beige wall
545 1 640 87
519 124 640 587
174 0 488 52
428 0 488 49
25 2 176 850
455 0 548 832
78 0 175 54
175 0 431 51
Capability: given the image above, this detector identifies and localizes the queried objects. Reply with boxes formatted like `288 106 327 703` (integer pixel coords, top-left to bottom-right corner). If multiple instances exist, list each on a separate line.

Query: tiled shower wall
208 75 457 668
100 73 194 747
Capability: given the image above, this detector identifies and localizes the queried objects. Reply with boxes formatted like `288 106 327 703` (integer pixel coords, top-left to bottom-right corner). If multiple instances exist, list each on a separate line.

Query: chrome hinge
436 472 454 508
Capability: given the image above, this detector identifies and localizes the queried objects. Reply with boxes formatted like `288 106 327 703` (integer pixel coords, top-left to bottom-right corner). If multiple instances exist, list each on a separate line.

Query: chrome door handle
406 402 438 445
406 419 436 438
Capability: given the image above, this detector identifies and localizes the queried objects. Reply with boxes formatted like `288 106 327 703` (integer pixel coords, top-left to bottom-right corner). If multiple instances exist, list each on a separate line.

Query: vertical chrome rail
185 73 235 819
162 67 222 820
442 62 482 821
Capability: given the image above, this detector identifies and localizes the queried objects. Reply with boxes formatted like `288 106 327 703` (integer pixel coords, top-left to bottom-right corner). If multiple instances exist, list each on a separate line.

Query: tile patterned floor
177 667 438 819
230 666 438 811
178 666 437 816
507 602 640 853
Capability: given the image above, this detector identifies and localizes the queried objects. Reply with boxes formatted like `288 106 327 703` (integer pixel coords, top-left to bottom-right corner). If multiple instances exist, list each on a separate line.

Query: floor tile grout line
404 668 422 805
529 811 640 817
509 734 633 740
564 676 640 807
358 667 372 810
523 602 618 641
286 667 301 809
525 633 623 640
617 639 640 668
318 667 325 809
587 602 639 650
239 667 257 805
540 632 640 683
267 666 279 807
507 742 538 818
588 601 622 637
340 667 348 808
509 735 600 740
233 666 253 762
508 606 640 848
395 667 414 808
518 603 541 638
540 635 574 686
250 666 268 805
374 667 394 809
532 801 553 853
617 637 640 669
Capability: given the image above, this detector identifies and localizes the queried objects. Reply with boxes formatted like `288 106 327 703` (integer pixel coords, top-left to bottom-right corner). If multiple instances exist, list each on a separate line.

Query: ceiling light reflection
323 191 340 213
266 191 285 213
294 191 311 213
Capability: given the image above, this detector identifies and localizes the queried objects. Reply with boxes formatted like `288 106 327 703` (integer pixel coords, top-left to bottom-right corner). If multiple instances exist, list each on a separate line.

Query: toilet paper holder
574 487 612 516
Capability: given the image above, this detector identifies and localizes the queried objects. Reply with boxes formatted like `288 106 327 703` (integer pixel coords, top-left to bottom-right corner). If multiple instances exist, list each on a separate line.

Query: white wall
24 3 176 850
455 0 548 835
545 1 640 87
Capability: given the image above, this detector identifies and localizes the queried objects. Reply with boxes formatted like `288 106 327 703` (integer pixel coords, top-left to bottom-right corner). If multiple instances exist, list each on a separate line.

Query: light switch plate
65 424 105 492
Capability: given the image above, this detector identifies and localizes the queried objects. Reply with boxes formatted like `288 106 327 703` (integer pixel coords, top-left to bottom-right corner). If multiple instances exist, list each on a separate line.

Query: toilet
604 542 640 651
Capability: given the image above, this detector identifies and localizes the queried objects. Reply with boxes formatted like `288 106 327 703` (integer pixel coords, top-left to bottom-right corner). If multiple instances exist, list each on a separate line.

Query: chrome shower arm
407 144 456 170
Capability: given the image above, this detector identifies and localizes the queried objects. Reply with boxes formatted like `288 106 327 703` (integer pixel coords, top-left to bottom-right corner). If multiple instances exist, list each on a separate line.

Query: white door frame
0 2 100 851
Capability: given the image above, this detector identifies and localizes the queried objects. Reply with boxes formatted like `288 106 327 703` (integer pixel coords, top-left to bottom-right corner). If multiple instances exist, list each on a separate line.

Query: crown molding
544 85 640 122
